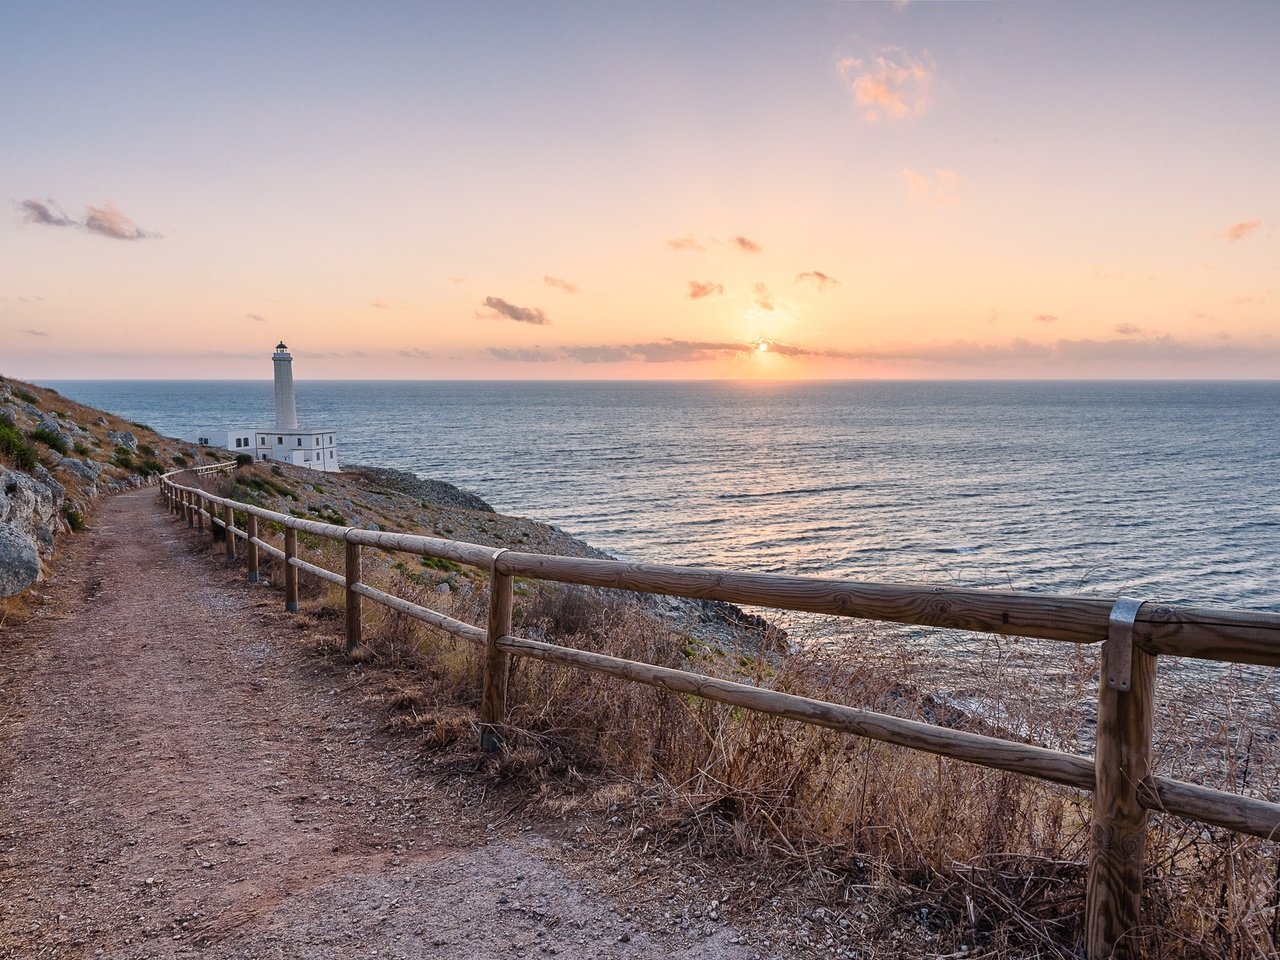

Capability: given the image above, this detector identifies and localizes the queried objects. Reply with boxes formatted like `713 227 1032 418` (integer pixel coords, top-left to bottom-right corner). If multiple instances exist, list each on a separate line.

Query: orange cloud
667 235 705 252
796 271 839 290
479 296 549 325
18 197 158 239
837 48 934 122
543 275 578 293
1034 314 1057 324
84 202 158 240
1225 219 1261 241
900 168 959 205
730 235 762 253
687 281 724 300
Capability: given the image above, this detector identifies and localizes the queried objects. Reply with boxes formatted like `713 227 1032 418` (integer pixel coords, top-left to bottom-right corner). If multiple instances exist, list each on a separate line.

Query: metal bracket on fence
1106 596 1145 692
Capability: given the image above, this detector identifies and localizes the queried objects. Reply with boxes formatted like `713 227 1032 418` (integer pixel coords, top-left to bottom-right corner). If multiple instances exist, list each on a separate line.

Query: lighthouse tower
186 341 339 472
272 341 299 430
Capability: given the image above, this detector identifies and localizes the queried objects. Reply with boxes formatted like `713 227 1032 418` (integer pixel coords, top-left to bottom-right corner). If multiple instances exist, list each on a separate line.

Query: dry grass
190 486 1280 959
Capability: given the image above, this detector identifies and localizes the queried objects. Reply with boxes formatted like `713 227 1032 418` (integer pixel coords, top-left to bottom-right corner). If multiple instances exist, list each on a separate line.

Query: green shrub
14 389 37 404
235 453 253 467
28 427 68 454
63 504 86 531
173 454 188 467
0 423 37 471
137 442 156 457
113 446 135 470
73 442 91 456
419 555 463 573
136 456 166 476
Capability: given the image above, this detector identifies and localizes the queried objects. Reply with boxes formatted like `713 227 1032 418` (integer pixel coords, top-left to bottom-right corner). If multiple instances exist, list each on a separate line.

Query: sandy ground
0 488 762 959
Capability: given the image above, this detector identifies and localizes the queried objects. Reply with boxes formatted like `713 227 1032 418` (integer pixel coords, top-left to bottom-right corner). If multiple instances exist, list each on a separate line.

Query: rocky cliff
0 377 220 599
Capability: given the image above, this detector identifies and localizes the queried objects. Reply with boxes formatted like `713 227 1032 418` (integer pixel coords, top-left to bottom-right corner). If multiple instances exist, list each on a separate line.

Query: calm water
44 380 1280 613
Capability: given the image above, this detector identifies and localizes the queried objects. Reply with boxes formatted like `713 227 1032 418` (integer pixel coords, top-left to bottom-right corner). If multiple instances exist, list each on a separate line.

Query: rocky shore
206 457 784 651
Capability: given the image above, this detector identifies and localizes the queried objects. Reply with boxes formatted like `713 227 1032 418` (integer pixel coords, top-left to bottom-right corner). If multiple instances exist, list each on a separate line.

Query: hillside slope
0 376 221 600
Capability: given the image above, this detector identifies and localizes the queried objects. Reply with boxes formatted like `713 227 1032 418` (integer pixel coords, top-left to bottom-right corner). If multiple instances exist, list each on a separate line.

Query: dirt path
0 489 759 959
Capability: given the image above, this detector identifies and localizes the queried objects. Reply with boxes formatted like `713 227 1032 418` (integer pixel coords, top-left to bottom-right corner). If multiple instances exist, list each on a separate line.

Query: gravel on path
0 488 759 959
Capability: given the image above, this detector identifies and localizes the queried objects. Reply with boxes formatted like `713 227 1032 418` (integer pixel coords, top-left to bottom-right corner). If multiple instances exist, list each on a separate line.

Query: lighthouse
185 342 340 472
273 341 299 429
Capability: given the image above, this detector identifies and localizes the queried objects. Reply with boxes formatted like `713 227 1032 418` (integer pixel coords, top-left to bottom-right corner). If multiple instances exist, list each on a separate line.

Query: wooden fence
160 463 1280 959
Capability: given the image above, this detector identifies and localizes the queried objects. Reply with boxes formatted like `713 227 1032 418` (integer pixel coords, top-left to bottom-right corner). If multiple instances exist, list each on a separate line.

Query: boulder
58 458 105 483
108 430 139 451
0 465 61 595
0 525 41 597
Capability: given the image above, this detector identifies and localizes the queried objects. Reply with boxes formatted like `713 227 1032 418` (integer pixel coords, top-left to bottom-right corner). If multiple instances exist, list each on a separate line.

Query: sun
756 340 770 353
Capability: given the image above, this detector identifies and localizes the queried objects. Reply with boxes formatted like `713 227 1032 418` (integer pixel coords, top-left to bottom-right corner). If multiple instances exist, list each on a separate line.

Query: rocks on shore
345 464 496 514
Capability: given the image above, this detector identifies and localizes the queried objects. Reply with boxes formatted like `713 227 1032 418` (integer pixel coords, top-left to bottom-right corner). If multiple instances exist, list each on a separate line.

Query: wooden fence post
344 540 362 653
196 493 205 532
184 491 193 527
246 514 259 583
284 526 299 613
1086 600 1155 960
224 503 236 560
480 550 513 754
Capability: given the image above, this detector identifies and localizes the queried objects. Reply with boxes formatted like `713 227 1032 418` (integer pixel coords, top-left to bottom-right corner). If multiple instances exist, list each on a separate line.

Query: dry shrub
201 525 1280 958
463 588 1280 957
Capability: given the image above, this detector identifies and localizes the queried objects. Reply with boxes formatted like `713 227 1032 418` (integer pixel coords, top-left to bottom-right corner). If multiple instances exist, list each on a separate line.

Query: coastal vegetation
0 375 219 607
184 458 1280 959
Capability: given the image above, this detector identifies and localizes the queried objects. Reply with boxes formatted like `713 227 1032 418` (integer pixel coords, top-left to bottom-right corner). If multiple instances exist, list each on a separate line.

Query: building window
328 450 333 458
259 436 266 445
315 436 320 446
296 437 302 446
277 437 282 444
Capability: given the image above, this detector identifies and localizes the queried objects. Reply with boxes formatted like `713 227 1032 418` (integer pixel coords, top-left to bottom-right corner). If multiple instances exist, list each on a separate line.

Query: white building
188 342 340 472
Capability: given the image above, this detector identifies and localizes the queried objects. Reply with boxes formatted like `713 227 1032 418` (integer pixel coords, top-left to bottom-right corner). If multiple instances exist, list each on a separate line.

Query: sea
43 380 1279 614
41 378 1280 752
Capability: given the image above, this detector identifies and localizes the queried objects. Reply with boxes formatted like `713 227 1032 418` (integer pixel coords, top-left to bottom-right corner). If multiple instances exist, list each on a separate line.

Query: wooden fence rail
161 464 1280 959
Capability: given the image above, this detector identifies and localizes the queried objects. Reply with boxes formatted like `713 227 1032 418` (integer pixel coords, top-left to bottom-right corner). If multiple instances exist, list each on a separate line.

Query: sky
2 1 1278 380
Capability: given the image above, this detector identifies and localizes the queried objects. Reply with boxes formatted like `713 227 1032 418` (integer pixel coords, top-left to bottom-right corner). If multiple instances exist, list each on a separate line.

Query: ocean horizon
42 378 1280 616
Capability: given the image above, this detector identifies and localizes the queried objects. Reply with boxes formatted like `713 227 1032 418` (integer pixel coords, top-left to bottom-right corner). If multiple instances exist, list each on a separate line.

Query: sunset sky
2 1 1277 380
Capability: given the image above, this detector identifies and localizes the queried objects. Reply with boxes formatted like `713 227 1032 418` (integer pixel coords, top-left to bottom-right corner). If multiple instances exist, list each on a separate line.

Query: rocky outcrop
345 464 497 513
107 430 139 451
0 467 61 596
0 378 217 600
